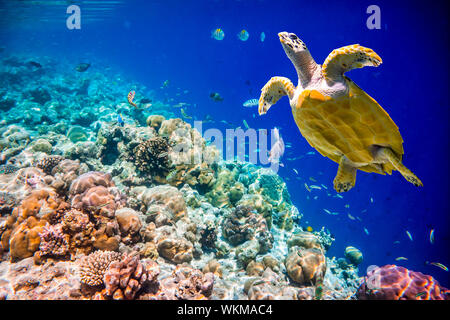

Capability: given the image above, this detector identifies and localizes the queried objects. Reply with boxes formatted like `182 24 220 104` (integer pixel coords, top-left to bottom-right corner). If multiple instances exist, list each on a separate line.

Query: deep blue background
1 0 448 287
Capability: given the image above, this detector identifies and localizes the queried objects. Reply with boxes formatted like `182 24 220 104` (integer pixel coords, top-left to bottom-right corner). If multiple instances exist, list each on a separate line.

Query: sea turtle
258 32 422 192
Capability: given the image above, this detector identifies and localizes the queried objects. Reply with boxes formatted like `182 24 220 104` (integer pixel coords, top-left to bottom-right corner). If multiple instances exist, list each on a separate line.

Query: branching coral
78 250 122 286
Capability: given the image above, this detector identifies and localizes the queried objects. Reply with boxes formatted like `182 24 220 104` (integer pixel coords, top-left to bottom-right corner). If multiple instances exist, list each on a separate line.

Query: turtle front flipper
378 147 423 187
322 44 382 82
259 76 295 115
333 156 357 192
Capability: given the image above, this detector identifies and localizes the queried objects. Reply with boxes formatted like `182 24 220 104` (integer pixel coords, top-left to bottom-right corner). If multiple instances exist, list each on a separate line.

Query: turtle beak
278 32 288 44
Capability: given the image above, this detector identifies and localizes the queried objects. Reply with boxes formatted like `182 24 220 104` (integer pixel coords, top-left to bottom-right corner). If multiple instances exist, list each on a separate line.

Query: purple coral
38 223 69 257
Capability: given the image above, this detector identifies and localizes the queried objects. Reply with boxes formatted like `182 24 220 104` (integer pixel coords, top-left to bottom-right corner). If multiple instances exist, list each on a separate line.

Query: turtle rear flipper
378 147 423 187
322 44 382 82
258 76 295 115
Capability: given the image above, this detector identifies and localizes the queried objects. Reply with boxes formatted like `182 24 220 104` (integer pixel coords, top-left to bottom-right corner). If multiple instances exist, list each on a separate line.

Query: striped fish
242 99 258 107
127 90 137 108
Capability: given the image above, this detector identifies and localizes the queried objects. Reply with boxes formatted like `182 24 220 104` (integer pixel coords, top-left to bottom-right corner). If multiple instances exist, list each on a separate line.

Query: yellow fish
306 226 313 232
237 29 249 41
395 257 408 261
211 28 225 40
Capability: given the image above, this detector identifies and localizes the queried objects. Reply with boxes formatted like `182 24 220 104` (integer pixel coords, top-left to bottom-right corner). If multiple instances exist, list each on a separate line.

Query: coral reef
1 55 442 301
356 265 450 300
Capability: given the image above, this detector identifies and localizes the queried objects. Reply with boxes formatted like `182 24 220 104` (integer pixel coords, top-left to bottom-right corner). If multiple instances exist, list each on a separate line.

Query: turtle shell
292 78 403 174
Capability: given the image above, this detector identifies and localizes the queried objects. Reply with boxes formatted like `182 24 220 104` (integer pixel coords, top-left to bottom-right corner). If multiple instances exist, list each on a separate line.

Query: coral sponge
357 265 450 300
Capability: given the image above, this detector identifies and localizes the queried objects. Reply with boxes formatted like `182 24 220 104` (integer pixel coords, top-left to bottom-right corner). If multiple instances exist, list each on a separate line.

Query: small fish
396 257 408 261
356 216 362 222
309 185 321 190
181 108 192 119
27 61 42 68
415 292 427 298
293 168 299 175
162 80 170 88
75 62 90 72
237 29 249 41
242 99 258 107
243 119 249 130
127 90 138 108
393 241 400 244
370 197 374 203
309 177 317 182
321 184 328 190
209 92 223 102
0 164 18 174
364 227 370 235
429 229 435 244
344 204 350 208
347 213 356 220
335 194 344 199
313 196 318 200
268 127 284 166
426 262 448 272
323 209 331 214
306 151 315 155
406 231 413 241
117 113 124 127
260 32 265 42
304 183 311 192
211 28 225 40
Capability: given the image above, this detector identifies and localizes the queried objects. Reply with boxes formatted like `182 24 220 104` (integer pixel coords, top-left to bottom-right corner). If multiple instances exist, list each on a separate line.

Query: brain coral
357 265 450 300
285 246 327 286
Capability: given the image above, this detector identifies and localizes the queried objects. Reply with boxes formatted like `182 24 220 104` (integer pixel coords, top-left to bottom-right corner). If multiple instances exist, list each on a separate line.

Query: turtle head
278 32 319 87
278 32 308 57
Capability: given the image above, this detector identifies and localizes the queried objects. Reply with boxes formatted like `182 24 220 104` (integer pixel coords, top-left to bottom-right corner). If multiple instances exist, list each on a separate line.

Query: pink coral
38 223 69 257
100 253 157 300
356 265 450 300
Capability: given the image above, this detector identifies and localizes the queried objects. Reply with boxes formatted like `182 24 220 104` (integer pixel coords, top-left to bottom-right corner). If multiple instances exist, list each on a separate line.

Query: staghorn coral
133 137 170 177
78 250 122 287
356 265 450 300
285 246 327 286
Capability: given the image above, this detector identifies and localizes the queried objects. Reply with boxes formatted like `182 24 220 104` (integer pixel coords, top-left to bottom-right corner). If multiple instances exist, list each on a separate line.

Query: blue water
1 0 448 287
